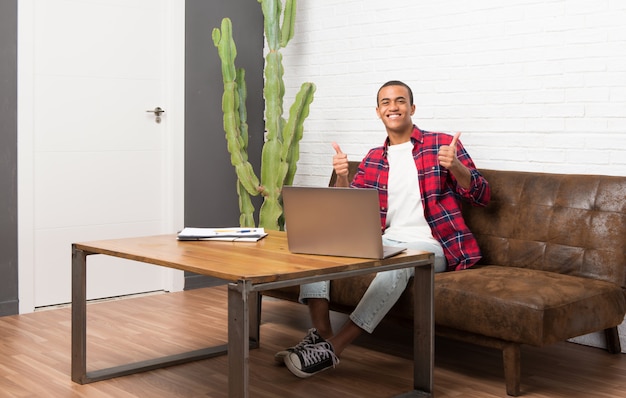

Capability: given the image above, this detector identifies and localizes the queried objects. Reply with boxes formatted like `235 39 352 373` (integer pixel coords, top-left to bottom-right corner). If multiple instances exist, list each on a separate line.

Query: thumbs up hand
332 142 349 177
438 132 461 169
332 142 351 187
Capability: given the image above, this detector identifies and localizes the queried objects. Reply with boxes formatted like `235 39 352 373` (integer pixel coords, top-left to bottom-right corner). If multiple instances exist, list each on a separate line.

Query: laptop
281 186 406 259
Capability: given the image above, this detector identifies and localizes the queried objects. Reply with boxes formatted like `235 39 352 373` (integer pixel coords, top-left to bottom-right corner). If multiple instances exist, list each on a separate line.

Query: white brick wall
273 0 626 187
272 0 626 351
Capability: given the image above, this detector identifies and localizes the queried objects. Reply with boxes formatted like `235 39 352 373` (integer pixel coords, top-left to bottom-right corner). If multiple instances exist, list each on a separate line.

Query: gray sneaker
284 337 339 378
274 328 324 364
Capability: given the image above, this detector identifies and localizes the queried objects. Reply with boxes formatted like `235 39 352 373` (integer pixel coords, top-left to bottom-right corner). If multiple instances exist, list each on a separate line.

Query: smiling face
376 84 416 143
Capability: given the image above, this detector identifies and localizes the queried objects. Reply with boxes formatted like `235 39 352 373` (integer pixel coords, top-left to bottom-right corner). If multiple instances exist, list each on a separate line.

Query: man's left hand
438 132 461 169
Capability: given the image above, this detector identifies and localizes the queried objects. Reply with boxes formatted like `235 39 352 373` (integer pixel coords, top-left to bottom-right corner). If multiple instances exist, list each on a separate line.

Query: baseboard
0 298 19 316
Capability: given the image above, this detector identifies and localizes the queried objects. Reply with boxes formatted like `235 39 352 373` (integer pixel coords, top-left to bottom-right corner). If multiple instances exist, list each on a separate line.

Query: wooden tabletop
73 231 432 284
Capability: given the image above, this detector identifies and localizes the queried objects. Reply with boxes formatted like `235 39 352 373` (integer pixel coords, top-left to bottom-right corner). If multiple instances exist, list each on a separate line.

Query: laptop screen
281 186 404 259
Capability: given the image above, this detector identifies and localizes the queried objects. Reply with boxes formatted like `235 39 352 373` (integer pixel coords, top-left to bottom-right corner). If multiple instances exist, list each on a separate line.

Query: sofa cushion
435 265 626 346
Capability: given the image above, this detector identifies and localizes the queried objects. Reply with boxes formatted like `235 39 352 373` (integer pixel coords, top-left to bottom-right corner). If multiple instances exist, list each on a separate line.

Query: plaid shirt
350 125 490 271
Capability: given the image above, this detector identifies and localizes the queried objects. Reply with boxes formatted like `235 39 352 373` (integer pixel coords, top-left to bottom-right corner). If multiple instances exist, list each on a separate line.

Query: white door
18 0 185 312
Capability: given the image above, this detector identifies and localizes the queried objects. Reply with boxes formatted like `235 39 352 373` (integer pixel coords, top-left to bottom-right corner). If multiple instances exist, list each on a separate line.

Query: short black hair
377 80 414 106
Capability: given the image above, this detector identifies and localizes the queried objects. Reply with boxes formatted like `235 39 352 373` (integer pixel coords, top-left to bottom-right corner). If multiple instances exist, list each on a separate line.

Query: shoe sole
284 355 313 378
284 355 334 378
274 350 288 365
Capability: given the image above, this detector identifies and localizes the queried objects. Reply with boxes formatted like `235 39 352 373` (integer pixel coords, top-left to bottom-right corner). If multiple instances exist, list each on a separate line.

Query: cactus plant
212 0 315 231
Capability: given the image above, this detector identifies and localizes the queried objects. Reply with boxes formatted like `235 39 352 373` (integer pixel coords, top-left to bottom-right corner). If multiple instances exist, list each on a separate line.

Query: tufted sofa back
462 169 626 290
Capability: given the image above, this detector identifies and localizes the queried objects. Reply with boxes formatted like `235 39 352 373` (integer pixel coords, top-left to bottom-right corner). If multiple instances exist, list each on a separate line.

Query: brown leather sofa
264 163 626 396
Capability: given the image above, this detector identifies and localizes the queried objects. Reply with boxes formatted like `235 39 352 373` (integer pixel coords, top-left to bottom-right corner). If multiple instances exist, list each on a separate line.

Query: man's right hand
332 142 350 187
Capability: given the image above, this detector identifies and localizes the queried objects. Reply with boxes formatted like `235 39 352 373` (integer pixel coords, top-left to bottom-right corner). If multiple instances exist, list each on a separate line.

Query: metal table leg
71 245 88 384
228 280 252 398
394 261 434 398
71 245 228 384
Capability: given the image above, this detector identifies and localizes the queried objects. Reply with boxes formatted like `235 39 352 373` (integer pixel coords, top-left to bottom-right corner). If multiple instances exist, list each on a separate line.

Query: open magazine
177 227 268 242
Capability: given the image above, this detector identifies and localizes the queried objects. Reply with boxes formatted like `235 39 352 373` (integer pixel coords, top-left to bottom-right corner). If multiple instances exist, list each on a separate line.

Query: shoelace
299 342 339 368
291 328 321 350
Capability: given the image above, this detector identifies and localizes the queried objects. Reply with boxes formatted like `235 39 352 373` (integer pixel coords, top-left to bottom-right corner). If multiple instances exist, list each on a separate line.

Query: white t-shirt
383 141 438 245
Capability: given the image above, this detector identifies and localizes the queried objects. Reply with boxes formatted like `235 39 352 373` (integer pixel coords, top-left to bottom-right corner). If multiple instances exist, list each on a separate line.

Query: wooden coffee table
71 231 434 397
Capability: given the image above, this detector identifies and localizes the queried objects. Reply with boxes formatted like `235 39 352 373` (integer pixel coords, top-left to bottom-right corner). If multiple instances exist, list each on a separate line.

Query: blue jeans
299 237 446 333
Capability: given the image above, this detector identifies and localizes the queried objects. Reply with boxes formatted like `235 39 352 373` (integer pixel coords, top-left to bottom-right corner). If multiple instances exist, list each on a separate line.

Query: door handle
146 107 165 123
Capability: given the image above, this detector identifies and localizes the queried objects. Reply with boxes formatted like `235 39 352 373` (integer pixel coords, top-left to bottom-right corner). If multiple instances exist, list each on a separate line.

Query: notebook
281 186 406 259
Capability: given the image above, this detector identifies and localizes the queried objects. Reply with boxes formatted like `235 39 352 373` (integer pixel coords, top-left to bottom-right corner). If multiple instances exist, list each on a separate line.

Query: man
279 80 491 378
